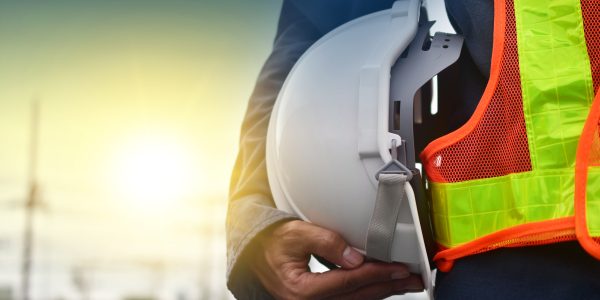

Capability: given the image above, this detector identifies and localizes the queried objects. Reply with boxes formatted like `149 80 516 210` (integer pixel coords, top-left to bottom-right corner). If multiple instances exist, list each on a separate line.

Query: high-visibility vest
421 0 600 271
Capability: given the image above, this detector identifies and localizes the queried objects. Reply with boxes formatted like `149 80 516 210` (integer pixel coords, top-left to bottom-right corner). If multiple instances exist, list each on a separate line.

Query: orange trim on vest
575 92 600 259
420 0 506 175
434 217 577 271
420 0 531 184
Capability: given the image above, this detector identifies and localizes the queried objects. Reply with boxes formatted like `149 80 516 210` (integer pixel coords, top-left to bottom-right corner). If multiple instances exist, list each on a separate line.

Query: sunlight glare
115 135 195 213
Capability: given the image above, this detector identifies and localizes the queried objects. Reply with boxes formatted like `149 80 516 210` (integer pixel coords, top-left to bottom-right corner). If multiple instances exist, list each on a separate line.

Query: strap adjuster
375 139 414 181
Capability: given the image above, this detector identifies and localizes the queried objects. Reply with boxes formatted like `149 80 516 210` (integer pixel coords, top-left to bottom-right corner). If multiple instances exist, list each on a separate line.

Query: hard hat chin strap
366 172 409 262
367 139 414 262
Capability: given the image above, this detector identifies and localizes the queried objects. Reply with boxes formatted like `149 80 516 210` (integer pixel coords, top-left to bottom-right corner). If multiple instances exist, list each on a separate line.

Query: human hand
249 220 424 299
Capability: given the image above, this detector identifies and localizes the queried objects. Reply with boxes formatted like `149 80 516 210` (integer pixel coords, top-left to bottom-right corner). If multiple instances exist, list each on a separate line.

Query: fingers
302 262 412 298
328 274 424 300
299 222 364 269
252 220 419 300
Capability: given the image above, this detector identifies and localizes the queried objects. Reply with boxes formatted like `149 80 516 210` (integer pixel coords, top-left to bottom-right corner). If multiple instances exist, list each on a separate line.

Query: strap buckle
375 139 414 181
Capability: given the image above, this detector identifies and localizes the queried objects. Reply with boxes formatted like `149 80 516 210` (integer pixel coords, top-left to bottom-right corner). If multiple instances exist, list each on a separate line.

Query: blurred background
0 0 452 299
0 0 280 299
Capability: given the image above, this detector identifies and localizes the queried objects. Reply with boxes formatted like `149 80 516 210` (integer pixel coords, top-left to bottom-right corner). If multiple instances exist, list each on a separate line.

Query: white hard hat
266 0 462 297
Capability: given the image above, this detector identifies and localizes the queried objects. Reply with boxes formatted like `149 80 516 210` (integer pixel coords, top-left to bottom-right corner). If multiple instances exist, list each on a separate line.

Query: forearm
225 2 321 297
226 194 297 298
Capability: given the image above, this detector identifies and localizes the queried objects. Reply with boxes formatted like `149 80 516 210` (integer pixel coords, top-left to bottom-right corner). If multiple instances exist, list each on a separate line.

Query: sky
0 0 281 201
0 0 453 299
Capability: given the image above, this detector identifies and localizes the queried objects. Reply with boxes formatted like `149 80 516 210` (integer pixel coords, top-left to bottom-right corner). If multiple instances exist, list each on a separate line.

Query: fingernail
391 271 409 279
343 247 363 266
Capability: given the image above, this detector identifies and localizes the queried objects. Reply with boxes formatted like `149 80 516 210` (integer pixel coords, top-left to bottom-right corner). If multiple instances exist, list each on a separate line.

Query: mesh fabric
426 0 531 183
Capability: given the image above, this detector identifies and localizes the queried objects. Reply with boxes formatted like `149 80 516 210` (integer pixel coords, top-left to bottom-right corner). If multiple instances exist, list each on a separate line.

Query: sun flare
114 134 195 212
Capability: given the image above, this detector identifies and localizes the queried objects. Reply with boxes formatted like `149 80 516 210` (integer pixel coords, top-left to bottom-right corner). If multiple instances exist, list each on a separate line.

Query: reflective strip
432 168 578 247
515 0 593 169
433 168 600 248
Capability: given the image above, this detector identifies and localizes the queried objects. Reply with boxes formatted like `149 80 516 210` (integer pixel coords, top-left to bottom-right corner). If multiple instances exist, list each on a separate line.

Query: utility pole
21 99 41 300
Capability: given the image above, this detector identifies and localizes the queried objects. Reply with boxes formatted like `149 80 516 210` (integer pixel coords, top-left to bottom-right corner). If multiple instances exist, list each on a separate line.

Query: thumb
302 223 364 269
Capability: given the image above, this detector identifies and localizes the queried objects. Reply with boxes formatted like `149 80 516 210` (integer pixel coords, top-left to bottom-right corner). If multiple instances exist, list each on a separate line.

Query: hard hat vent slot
393 101 402 131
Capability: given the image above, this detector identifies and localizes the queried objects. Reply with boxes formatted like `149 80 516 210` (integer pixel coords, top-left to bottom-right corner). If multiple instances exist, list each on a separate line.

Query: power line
21 98 44 300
